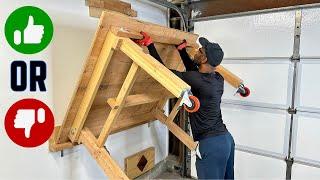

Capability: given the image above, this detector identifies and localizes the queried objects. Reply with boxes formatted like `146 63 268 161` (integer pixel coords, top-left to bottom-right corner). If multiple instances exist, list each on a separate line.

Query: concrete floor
137 155 193 180
155 171 192 179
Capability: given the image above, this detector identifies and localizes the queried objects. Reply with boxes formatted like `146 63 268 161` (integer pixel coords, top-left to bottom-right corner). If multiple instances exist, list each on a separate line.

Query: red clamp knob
184 95 200 113
240 86 250 97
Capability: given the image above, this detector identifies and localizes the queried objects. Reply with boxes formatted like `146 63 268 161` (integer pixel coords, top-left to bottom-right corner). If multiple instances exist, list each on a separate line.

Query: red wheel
240 86 250 97
184 95 200 113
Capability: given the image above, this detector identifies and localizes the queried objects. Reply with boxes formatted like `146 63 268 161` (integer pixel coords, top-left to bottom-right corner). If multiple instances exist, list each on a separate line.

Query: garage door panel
294 113 320 161
300 9 320 57
298 61 320 109
194 11 295 58
222 62 290 106
292 163 320 180
222 106 287 153
235 151 286 178
191 150 286 179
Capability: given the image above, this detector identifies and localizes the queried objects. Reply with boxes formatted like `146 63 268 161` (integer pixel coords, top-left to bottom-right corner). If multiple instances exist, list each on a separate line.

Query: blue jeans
196 132 235 179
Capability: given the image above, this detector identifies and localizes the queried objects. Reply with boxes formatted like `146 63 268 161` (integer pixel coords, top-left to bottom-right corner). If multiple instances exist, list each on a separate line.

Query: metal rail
144 0 187 31
192 3 320 22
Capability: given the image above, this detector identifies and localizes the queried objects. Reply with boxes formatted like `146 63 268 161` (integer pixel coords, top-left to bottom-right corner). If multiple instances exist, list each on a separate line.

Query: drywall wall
0 0 169 179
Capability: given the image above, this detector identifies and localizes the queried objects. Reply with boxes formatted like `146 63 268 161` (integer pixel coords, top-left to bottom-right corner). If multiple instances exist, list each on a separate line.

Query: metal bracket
103 146 110 154
290 55 300 62
285 157 294 179
291 10 302 62
285 157 294 166
180 91 193 108
145 0 188 31
235 83 246 95
287 107 297 115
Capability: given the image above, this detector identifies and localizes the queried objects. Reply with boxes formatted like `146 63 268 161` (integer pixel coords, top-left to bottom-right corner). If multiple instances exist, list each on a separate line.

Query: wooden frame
49 10 198 179
49 10 244 179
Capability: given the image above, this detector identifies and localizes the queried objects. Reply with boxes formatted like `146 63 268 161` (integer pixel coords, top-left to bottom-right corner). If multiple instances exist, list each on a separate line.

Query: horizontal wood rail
107 93 161 109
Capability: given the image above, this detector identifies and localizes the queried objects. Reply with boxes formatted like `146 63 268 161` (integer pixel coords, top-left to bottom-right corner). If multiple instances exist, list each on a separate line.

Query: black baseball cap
199 37 224 67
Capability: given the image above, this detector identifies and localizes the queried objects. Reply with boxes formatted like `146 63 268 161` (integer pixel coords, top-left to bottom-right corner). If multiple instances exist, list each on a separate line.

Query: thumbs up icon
14 16 44 45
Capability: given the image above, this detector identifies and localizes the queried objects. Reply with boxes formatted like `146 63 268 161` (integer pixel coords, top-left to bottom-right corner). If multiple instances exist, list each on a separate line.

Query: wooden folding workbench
49 10 246 179
49 10 200 179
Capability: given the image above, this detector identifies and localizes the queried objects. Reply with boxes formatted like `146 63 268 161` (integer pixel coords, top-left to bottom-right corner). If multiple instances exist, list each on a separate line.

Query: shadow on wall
52 26 95 124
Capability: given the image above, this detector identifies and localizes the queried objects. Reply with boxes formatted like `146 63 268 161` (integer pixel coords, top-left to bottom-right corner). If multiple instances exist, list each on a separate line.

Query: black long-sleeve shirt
147 44 227 141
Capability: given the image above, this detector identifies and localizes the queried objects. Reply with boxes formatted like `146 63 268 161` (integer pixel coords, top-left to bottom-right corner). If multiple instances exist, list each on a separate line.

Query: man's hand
134 31 153 46
176 39 187 50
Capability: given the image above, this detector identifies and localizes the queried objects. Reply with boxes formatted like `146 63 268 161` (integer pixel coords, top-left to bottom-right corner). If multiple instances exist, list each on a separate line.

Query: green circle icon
5 6 54 54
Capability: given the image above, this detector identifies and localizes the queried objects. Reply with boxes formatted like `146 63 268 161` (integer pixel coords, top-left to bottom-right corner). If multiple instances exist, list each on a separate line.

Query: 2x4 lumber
100 11 199 47
56 25 109 144
155 91 175 112
120 38 190 98
79 128 129 180
89 7 137 18
167 97 183 122
110 26 143 40
86 0 131 8
215 65 243 88
155 109 197 150
107 93 161 109
86 0 137 17
88 112 156 138
50 112 155 152
68 31 119 143
49 126 74 152
97 62 140 147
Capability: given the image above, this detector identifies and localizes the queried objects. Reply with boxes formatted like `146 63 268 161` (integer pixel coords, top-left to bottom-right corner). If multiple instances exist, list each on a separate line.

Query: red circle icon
4 98 54 148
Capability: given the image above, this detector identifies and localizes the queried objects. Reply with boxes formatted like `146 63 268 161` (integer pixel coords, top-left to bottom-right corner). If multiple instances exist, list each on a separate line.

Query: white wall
0 0 169 179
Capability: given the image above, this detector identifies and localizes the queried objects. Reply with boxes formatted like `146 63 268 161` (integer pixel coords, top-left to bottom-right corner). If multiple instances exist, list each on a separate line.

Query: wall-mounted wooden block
86 0 137 17
49 126 74 152
125 147 155 179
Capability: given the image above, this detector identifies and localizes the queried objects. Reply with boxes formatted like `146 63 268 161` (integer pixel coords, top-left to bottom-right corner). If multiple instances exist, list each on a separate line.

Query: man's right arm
176 40 198 71
178 48 198 71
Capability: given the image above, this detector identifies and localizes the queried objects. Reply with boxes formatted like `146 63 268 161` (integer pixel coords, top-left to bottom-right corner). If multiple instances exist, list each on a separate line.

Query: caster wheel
240 86 250 97
184 95 200 113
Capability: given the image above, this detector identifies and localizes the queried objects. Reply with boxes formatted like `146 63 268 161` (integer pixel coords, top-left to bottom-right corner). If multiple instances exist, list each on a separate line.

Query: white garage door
291 8 320 180
192 7 320 179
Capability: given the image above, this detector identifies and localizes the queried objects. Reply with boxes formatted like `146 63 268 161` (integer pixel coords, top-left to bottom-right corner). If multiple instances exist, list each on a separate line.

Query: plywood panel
125 147 155 179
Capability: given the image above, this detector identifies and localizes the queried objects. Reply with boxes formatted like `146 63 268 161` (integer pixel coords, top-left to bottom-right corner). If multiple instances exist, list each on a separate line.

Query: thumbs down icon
14 108 46 138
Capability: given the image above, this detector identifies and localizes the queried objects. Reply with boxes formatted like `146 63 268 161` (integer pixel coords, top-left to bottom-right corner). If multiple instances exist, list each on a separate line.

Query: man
135 32 235 179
